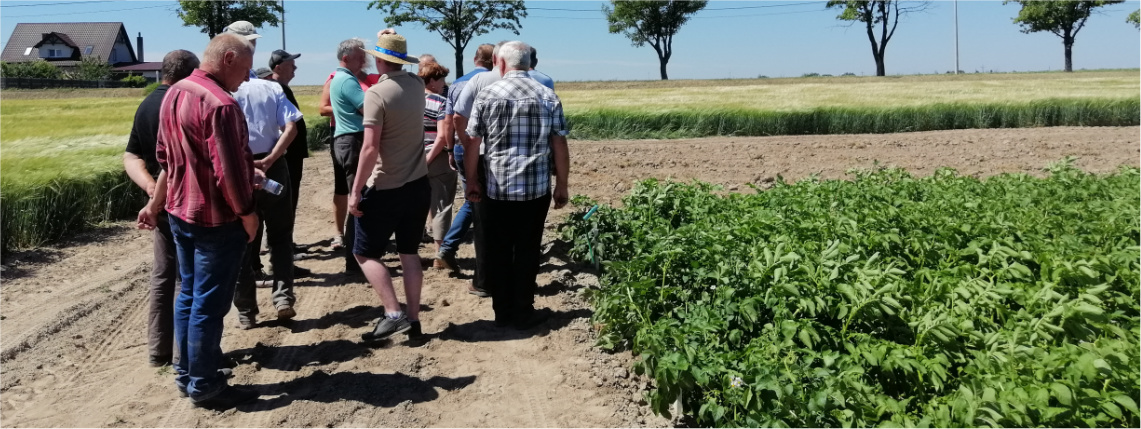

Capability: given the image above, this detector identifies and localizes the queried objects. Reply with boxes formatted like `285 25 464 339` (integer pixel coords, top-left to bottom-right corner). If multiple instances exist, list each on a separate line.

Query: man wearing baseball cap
223 21 261 79
263 50 310 256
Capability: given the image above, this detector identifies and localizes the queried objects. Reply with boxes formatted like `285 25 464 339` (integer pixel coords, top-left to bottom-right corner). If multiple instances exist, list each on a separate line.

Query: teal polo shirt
331 67 365 137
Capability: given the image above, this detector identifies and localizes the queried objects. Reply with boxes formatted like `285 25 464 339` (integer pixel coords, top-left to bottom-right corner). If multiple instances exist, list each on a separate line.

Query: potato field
562 161 1141 427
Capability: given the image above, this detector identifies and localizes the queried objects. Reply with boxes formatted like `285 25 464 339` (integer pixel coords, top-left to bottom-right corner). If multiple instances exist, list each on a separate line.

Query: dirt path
1 126 1137 427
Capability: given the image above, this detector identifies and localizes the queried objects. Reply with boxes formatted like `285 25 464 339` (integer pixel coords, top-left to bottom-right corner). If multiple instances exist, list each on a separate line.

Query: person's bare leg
399 253 422 321
333 195 347 238
356 255 401 312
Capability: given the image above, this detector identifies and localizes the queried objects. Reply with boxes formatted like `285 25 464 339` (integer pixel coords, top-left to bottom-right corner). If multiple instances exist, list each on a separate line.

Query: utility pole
949 0 958 74
281 0 287 51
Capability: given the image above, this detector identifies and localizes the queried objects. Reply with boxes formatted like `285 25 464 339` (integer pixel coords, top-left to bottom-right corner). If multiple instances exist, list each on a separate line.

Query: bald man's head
201 33 254 92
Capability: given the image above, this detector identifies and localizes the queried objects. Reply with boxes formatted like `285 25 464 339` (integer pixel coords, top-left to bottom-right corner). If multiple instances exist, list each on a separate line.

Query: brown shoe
276 305 296 320
433 259 447 269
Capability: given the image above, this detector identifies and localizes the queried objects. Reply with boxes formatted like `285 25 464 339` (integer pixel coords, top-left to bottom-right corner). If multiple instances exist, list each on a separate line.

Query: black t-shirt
124 84 169 176
267 78 309 160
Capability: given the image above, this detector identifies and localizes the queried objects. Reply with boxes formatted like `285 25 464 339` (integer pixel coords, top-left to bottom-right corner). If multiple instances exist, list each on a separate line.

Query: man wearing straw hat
350 32 431 341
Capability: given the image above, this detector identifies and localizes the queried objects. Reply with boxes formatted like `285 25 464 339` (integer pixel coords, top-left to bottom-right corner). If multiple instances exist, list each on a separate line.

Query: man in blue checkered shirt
464 40 570 331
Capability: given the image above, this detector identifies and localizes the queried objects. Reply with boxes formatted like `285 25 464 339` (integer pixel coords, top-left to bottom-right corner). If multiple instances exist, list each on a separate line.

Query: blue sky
2 0 1138 85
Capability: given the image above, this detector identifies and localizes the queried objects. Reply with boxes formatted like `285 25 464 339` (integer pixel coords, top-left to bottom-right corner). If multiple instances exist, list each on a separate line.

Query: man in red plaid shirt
137 33 261 410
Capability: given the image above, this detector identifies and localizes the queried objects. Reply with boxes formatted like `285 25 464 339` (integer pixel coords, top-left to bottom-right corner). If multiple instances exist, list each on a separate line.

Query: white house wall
37 43 73 59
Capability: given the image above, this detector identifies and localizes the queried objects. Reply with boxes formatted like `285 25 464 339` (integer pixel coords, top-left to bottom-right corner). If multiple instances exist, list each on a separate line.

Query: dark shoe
238 315 256 330
222 356 239 368
254 269 273 288
494 315 514 328
149 354 173 367
406 321 423 338
192 386 258 410
276 304 296 320
513 308 552 331
436 251 459 273
177 368 236 397
361 315 411 341
293 265 312 278
467 283 489 298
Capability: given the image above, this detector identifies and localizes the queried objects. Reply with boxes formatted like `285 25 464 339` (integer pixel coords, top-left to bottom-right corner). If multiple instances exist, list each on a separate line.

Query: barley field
1 70 1137 252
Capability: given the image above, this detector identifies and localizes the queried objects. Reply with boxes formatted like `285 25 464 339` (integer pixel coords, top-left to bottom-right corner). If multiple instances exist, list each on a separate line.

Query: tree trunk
874 52 886 76
659 57 668 80
454 48 464 79
1063 38 1073 72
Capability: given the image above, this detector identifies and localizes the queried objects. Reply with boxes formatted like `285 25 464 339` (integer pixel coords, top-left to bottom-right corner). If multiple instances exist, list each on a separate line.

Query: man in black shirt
123 49 199 367
264 50 309 245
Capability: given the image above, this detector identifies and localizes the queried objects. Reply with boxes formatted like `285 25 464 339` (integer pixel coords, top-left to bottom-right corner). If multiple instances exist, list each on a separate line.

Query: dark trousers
286 153 304 216
149 211 178 361
234 159 295 316
474 194 551 322
333 133 363 270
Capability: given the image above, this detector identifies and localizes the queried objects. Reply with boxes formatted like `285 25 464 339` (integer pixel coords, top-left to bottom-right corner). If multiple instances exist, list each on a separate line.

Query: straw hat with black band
363 33 419 65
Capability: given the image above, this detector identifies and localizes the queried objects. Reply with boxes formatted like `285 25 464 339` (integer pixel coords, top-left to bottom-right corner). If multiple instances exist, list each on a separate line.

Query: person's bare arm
550 135 570 209
350 125 382 217
123 152 157 197
319 79 334 117
137 169 167 230
425 128 448 165
457 114 483 202
255 121 297 170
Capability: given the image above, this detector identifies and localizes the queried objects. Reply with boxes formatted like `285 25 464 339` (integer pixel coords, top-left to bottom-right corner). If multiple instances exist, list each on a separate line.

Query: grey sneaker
362 315 411 341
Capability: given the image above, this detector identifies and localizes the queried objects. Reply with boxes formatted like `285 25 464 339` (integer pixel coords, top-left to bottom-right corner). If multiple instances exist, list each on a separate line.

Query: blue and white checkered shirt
466 70 569 202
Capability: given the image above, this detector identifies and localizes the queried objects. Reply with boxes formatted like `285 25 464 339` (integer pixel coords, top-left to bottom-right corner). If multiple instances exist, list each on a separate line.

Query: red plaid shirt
156 69 256 227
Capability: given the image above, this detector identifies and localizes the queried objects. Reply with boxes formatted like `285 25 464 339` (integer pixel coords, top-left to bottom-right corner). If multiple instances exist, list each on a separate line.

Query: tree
603 0 706 80
367 1 526 78
1006 1 1124 72
176 0 283 39
826 1 930 77
73 56 112 80
1128 9 1139 28
0 59 63 79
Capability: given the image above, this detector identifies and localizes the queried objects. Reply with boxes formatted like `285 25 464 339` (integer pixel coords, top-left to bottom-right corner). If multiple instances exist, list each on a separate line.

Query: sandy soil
1 126 1137 427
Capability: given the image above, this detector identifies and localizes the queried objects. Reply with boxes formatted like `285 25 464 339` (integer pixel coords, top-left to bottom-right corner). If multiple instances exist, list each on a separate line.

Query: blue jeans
441 146 473 255
169 215 247 401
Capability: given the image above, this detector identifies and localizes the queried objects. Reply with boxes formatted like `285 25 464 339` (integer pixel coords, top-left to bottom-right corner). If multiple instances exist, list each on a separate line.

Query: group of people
126 21 570 410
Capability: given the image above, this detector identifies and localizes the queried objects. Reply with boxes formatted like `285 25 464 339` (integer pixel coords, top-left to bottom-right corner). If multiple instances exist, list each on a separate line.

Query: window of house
110 50 117 62
48 49 63 57
84 46 93 55
24 47 33 55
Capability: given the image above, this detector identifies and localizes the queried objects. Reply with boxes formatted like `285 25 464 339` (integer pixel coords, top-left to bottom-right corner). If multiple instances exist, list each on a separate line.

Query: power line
527 2 823 13
4 3 174 18
1 0 116 8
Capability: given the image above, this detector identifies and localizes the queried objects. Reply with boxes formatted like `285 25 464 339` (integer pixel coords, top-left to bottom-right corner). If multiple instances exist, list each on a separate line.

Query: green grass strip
1 170 146 254
566 98 1140 140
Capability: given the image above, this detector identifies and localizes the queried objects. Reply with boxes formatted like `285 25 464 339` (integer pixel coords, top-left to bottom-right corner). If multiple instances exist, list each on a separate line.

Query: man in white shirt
231 77 303 329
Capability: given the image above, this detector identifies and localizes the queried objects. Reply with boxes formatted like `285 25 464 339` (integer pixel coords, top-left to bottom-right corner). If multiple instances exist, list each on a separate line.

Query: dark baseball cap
255 67 273 78
269 50 300 70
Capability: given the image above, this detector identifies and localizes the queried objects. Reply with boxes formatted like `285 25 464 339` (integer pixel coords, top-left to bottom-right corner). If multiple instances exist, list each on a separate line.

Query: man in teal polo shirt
330 37 369 275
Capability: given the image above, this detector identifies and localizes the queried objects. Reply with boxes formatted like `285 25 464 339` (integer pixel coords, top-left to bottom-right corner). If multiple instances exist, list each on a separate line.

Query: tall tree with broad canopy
603 0 707 80
1006 0 1125 72
826 0 931 77
176 0 283 39
367 0 527 78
